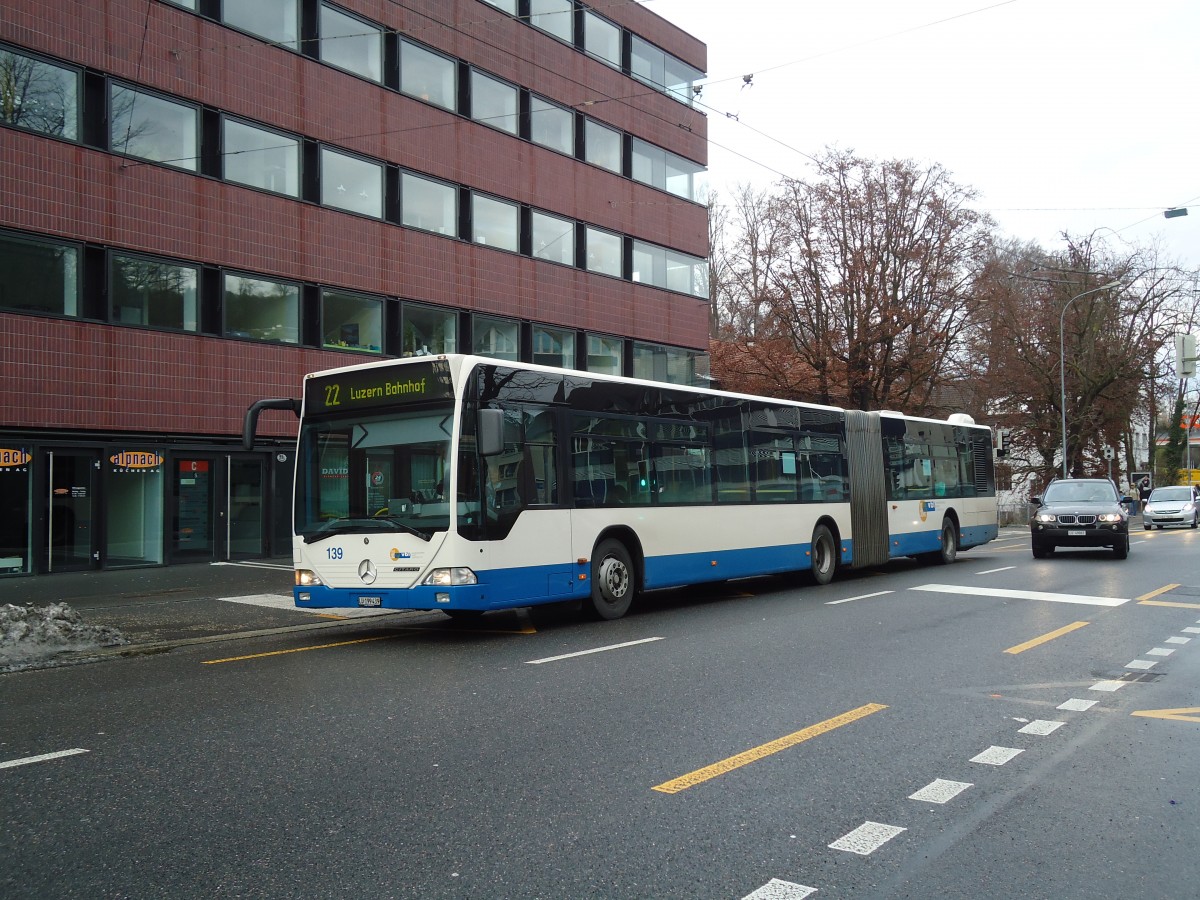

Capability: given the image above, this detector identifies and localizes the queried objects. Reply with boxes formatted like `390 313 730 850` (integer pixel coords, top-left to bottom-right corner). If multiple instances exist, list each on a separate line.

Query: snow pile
0 603 128 671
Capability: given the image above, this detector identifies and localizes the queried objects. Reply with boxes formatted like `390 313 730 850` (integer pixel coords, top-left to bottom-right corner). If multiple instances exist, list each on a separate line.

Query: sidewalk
3 558 411 651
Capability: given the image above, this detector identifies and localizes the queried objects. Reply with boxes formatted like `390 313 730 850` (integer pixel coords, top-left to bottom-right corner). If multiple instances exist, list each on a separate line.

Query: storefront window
223 273 299 344
402 302 456 356
105 450 164 567
0 47 79 140
111 253 198 330
0 231 79 316
0 446 32 575
322 289 383 353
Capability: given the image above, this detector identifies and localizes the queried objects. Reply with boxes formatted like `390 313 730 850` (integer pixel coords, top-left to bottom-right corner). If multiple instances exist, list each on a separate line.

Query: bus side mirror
478 408 504 456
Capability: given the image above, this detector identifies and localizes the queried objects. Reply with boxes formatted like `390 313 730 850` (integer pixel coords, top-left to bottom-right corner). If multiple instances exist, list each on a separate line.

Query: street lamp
1059 281 1123 478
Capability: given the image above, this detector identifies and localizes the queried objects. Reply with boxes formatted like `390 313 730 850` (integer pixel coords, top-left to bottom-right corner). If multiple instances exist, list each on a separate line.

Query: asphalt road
3 526 1199 899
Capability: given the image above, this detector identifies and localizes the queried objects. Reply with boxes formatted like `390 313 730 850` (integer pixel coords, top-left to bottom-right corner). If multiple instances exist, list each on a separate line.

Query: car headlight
295 569 323 587
1097 513 1123 523
1035 512 1057 523
422 567 478 586
1184 503 1196 513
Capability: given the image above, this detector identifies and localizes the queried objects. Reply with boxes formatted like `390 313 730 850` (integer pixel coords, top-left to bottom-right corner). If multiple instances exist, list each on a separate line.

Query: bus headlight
422 567 478 586
295 569 323 587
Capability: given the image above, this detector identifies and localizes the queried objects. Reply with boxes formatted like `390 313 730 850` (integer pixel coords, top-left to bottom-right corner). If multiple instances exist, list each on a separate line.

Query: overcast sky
646 0 1199 268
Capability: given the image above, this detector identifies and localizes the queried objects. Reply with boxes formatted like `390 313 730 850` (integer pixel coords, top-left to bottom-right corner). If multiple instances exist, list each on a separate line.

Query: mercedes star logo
358 559 377 585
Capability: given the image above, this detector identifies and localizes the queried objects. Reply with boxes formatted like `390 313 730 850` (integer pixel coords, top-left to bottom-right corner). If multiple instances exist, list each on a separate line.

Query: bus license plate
359 596 382 607
1067 530 1086 536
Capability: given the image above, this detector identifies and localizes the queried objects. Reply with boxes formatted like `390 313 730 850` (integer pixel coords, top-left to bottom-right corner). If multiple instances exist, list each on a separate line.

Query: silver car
1143 485 1200 530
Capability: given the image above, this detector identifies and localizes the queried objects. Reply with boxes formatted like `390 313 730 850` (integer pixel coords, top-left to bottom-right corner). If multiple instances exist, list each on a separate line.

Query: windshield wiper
304 517 432 543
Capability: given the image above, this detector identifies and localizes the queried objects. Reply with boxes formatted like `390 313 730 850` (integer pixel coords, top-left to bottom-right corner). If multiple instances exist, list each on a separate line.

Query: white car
1142 486 1200 530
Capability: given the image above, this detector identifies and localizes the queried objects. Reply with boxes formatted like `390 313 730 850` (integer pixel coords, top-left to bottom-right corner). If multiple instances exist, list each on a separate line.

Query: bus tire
587 539 635 620
922 517 958 565
809 525 837 586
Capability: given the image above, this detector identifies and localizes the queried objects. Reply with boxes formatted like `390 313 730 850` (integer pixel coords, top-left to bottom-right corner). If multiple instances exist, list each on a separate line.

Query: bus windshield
294 405 457 542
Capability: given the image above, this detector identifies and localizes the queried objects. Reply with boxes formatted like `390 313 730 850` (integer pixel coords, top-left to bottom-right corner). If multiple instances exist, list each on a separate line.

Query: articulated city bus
247 354 998 620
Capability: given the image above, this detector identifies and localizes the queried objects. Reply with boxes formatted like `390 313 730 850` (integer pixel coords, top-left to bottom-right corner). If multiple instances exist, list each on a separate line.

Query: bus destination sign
304 359 454 414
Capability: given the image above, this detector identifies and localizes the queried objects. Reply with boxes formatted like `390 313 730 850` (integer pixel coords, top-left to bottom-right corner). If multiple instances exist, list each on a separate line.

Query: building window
0 231 78 316
321 147 383 218
583 118 621 174
480 0 517 12
632 240 708 298
222 0 299 49
105 450 164 567
402 302 457 356
470 70 518 134
473 314 519 361
0 47 79 140
585 226 621 277
631 138 705 202
472 194 519 252
529 95 573 155
161 0 196 8
586 333 622 376
583 12 621 68
223 273 299 344
322 289 382 353
319 4 383 83
633 342 701 385
111 254 198 330
529 0 573 43
400 40 456 111
223 118 299 196
401 172 457 235
533 325 575 368
630 35 702 106
531 210 574 266
110 84 198 171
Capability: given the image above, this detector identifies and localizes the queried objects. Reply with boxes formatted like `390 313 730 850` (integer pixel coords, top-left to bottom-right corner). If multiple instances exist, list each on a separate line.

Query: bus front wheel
809 525 837 585
588 539 635 620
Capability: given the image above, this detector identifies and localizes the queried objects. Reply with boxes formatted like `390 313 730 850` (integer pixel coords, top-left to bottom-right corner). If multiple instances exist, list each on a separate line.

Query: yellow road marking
1137 584 1182 603
1004 621 1090 655
1131 707 1200 723
651 703 887 794
203 634 399 663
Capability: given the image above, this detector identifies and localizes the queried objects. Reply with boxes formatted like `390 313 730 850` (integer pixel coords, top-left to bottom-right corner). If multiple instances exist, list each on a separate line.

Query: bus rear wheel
809 525 837 585
587 538 635 620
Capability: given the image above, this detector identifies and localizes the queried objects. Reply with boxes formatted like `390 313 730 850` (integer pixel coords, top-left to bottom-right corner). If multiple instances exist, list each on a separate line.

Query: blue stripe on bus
888 523 1000 558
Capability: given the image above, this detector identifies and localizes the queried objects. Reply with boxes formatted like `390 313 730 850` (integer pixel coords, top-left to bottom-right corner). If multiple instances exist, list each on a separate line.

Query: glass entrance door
228 457 264 557
173 456 216 560
46 450 99 572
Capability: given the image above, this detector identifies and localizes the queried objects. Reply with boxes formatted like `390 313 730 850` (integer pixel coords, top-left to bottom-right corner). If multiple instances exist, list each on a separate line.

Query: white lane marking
742 879 818 899
0 749 89 770
911 584 1129 607
525 636 664 665
1146 647 1176 657
970 746 1024 765
219 594 390 617
211 561 292 570
1058 698 1097 711
1089 680 1126 692
828 821 906 855
1165 636 1191 645
974 566 1016 575
1019 720 1065 736
825 590 892 605
909 779 973 804
1125 660 1156 670
1183 627 1200 634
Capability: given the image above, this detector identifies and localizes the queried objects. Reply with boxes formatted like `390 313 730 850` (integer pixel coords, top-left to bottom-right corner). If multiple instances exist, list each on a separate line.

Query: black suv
1030 478 1131 559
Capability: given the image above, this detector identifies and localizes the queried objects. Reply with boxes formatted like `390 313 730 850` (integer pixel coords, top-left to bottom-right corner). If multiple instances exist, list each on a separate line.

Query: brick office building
0 0 708 576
